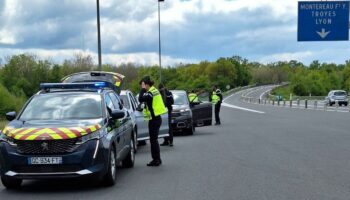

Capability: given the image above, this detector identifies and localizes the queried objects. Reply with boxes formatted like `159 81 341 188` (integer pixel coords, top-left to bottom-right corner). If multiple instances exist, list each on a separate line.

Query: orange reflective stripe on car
2 124 102 141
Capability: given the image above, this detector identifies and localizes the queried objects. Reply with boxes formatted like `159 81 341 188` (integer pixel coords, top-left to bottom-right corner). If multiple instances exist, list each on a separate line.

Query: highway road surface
1 86 350 200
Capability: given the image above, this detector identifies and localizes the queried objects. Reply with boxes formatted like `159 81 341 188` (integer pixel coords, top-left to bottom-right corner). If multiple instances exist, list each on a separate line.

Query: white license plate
29 157 62 165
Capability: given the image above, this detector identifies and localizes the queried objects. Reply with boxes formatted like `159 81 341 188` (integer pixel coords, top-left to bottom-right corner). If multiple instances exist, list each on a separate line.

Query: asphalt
1 87 350 200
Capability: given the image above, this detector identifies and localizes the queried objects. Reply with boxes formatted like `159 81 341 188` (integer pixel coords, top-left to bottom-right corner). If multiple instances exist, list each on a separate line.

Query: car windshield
120 95 130 109
173 93 188 105
20 93 103 120
334 91 346 96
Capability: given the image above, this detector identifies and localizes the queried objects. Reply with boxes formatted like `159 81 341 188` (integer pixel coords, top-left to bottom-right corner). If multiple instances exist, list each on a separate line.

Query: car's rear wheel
122 138 135 168
103 145 117 186
1 176 22 189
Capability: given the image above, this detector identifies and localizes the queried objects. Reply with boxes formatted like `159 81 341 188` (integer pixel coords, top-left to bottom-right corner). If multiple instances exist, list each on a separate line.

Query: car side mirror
6 111 16 121
111 109 125 120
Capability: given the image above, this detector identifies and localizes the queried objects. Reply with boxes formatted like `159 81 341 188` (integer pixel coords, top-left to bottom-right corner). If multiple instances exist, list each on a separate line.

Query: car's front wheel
103 145 117 186
122 137 135 168
133 130 138 153
186 125 195 135
1 176 22 189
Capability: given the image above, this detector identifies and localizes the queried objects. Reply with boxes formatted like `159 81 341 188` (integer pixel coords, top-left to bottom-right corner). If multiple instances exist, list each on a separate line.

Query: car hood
2 119 103 141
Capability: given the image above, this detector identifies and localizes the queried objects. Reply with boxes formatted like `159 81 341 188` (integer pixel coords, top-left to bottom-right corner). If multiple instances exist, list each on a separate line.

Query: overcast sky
1 0 350 66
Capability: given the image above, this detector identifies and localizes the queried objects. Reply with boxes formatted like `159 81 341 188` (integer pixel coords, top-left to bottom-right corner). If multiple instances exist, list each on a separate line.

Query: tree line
1 53 350 116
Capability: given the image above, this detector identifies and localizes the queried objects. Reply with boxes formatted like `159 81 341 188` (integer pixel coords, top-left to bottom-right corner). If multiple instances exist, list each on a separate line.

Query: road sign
298 1 350 41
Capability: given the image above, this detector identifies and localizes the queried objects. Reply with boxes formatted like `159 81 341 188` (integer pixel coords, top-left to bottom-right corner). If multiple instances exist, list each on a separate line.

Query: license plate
29 157 62 165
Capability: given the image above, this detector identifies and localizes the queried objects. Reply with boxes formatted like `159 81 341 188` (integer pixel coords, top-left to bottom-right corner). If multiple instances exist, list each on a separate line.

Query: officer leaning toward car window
138 76 167 166
188 90 199 103
209 85 223 125
159 83 174 147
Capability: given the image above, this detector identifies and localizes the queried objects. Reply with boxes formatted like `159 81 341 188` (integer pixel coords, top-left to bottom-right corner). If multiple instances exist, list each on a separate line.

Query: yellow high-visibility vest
188 93 199 103
211 91 220 105
143 86 167 120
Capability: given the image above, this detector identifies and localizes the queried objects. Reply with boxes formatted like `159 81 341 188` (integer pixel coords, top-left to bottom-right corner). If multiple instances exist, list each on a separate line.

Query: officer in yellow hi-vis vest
138 76 167 167
209 85 223 125
188 90 199 103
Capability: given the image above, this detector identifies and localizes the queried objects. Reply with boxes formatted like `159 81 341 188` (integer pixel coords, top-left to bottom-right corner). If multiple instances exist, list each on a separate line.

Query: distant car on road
325 90 348 106
120 90 169 145
0 82 135 189
170 90 212 135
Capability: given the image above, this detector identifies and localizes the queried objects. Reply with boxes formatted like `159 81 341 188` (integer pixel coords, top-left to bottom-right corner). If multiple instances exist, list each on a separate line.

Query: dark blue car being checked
0 72 136 189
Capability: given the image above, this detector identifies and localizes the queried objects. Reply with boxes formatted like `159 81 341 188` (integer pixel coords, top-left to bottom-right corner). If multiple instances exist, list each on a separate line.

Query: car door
104 93 124 159
159 113 169 138
130 93 148 141
190 100 212 127
108 92 130 158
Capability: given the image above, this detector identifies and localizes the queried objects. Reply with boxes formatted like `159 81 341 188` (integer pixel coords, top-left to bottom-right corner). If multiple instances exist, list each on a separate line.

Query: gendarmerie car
0 81 135 189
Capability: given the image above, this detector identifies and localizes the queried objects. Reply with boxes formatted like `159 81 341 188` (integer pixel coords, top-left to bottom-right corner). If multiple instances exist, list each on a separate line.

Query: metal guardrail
241 94 350 113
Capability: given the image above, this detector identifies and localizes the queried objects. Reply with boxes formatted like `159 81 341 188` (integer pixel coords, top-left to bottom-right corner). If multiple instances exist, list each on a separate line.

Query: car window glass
20 93 103 120
120 95 130 109
173 93 189 105
109 92 123 110
128 93 136 110
334 91 346 96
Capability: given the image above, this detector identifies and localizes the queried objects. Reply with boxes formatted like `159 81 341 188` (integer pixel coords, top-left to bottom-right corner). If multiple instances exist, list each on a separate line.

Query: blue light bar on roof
40 82 107 90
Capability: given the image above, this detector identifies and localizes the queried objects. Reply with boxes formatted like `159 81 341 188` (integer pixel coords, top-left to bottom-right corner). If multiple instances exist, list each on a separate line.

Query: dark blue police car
0 81 135 189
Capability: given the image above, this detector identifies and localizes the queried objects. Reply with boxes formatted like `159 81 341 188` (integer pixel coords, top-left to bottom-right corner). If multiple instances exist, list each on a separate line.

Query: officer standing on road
159 83 175 147
209 85 223 125
188 90 199 103
138 76 167 166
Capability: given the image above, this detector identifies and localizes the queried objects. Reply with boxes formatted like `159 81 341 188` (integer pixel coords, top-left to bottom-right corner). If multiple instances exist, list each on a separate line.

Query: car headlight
76 129 106 145
179 109 191 116
0 133 16 146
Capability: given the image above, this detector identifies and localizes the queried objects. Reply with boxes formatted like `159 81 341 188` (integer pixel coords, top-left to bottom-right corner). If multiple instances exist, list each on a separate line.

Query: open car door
61 71 125 94
190 101 212 127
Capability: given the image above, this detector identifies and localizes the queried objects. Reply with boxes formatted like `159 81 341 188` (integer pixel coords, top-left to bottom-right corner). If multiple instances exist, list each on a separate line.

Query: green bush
0 84 26 117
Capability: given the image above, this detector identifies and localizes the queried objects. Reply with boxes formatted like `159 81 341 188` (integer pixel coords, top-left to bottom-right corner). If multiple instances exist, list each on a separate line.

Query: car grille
15 139 78 155
171 112 181 117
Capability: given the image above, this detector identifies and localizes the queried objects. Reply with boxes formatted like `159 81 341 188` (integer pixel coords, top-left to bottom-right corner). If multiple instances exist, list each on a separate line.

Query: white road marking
223 89 266 114
222 102 265 114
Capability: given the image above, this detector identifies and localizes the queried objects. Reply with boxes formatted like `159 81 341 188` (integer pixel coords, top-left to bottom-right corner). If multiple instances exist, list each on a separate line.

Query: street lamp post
96 0 102 70
158 0 164 83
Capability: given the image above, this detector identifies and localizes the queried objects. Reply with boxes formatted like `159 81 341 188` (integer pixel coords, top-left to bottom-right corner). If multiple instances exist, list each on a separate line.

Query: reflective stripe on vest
188 93 199 102
211 91 220 104
143 86 167 120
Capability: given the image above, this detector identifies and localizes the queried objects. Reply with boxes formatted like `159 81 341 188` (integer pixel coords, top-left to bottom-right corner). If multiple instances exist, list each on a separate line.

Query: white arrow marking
316 28 330 39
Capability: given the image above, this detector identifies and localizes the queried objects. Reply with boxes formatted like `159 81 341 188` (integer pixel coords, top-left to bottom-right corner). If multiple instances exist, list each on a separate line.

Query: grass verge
0 119 7 131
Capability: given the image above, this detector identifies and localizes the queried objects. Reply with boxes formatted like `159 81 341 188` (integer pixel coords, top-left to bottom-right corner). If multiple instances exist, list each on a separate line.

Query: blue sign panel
298 1 349 41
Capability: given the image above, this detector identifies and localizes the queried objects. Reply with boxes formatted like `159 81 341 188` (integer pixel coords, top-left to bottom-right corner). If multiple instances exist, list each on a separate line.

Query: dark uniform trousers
149 116 162 161
215 103 221 124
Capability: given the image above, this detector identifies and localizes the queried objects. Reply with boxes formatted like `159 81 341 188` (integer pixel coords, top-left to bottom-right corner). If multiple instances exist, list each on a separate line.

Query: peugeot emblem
41 142 49 151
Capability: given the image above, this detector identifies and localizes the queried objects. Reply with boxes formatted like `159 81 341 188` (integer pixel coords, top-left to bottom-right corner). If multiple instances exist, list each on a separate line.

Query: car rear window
334 91 346 96
20 93 103 120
